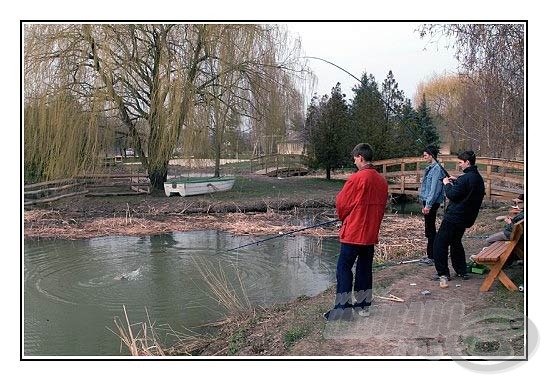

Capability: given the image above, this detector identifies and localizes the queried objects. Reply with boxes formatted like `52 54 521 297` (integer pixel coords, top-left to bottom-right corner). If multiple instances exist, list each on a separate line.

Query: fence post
485 164 492 201
400 161 405 193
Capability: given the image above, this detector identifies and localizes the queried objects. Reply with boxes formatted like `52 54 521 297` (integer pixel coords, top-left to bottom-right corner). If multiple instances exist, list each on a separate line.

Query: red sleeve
336 176 358 221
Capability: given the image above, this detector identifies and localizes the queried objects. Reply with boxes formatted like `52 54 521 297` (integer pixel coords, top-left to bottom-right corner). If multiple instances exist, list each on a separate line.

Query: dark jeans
433 219 467 277
423 202 440 259
334 243 374 310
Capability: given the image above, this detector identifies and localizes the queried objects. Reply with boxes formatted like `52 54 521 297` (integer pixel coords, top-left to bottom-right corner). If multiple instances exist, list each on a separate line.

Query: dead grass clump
216 213 297 235
376 214 426 263
24 209 61 222
164 326 219 356
108 305 165 356
24 216 176 240
192 257 252 316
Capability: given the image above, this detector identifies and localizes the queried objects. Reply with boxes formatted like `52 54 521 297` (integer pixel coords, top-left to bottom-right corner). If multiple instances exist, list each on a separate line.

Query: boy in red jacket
324 143 388 321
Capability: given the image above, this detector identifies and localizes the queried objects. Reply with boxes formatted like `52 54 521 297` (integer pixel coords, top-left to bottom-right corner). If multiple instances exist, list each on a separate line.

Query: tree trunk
214 140 221 178
148 164 168 190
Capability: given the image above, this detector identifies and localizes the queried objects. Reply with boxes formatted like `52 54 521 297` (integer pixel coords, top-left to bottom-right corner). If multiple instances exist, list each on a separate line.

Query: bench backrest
509 219 524 241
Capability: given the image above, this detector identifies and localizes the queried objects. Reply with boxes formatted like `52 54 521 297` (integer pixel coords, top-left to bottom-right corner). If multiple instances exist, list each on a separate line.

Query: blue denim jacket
419 162 445 208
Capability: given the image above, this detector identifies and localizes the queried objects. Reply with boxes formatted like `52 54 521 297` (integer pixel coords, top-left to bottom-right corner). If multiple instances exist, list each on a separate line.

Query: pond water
24 231 339 356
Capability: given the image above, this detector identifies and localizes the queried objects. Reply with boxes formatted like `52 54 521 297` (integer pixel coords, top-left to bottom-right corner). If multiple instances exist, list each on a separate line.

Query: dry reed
107 305 165 356
375 215 426 263
192 257 252 316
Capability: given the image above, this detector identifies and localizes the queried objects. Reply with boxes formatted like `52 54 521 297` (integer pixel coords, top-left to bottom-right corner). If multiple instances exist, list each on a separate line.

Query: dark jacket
504 211 524 239
443 166 485 228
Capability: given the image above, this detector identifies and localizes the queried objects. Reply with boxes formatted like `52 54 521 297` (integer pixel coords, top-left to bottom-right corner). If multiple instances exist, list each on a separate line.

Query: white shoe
357 307 370 317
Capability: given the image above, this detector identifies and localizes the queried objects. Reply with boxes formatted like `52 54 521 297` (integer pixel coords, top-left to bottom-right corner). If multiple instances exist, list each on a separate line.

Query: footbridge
375 156 524 202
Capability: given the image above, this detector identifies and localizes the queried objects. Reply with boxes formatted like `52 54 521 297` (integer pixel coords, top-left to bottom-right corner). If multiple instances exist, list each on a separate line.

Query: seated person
486 211 524 245
476 207 524 268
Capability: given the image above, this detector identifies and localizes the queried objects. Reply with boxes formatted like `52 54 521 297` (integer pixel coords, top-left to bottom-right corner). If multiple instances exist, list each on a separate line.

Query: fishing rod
303 56 451 178
227 219 338 252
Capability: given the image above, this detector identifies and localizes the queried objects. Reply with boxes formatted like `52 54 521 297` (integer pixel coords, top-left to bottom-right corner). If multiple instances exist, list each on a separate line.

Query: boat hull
164 177 235 197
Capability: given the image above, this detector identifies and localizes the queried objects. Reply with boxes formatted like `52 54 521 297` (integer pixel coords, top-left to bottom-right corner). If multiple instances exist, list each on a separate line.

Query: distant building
277 141 307 156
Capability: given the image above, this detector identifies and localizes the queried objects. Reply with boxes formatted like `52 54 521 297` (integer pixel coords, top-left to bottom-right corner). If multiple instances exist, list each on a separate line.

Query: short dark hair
351 143 374 162
457 150 476 165
424 145 439 159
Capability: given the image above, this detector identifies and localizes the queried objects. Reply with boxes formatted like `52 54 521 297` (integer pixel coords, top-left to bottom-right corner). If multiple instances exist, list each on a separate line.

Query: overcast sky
287 22 459 104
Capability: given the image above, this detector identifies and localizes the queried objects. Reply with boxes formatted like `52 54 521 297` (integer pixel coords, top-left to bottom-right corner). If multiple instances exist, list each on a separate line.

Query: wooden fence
23 178 88 207
24 174 150 207
375 156 524 201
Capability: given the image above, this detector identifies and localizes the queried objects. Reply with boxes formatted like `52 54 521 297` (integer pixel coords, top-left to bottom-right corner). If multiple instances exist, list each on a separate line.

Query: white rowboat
164 176 235 197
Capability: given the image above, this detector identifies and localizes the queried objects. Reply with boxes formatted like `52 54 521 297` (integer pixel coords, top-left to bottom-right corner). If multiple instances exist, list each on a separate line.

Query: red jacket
336 168 388 245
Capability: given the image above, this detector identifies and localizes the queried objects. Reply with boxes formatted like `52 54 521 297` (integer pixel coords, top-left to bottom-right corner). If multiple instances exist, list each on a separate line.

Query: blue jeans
334 243 374 310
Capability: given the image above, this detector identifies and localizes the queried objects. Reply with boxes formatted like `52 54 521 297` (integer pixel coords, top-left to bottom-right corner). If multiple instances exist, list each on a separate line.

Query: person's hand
504 217 512 224
422 207 430 215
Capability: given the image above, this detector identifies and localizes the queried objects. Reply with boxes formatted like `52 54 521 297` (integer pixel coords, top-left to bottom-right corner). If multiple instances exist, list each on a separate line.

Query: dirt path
180 258 524 357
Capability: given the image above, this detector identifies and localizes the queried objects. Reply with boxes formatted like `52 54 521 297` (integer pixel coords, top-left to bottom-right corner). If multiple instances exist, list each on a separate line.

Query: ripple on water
24 232 339 355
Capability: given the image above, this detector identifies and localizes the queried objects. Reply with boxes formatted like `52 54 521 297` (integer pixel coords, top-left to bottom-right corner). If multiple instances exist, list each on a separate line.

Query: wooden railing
24 174 150 207
375 156 524 201
24 178 88 206
76 173 151 196
250 154 308 177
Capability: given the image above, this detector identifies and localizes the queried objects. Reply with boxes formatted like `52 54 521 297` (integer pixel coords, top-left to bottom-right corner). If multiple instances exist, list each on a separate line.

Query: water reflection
24 231 339 356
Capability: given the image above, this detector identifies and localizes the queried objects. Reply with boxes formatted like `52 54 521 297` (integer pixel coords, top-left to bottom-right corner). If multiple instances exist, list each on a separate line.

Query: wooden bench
472 220 524 292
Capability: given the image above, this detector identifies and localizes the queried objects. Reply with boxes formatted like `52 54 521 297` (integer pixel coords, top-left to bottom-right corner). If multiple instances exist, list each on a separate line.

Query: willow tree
193 25 304 177
24 25 112 181
415 74 467 153
24 24 306 188
419 23 524 158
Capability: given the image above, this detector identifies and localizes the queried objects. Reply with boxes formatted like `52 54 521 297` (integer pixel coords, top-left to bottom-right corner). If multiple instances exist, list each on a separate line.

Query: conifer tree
415 94 440 151
305 83 351 179
349 73 389 159
395 103 421 157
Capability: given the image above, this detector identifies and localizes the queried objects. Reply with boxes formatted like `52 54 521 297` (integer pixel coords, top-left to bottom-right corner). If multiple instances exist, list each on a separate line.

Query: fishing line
303 56 450 178
227 219 338 252
229 57 449 252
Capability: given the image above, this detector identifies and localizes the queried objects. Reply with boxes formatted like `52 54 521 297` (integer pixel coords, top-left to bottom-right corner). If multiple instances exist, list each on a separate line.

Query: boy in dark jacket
432 151 485 280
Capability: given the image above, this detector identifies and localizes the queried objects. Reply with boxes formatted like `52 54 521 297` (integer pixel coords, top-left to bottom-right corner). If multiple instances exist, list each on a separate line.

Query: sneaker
456 273 470 280
431 274 451 281
419 258 435 266
356 307 370 317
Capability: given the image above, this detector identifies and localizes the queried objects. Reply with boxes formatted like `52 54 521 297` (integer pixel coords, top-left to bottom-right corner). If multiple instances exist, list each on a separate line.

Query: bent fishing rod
303 56 451 178
227 219 338 252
